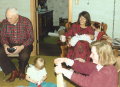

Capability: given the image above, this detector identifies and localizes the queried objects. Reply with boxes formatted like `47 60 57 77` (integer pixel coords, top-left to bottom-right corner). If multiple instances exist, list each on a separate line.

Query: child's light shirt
26 65 47 82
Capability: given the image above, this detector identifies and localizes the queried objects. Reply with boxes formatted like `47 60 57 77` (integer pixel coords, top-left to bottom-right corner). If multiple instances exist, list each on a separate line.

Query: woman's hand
88 34 94 40
55 66 64 74
75 58 85 63
54 58 74 66
55 65 73 79
54 58 67 65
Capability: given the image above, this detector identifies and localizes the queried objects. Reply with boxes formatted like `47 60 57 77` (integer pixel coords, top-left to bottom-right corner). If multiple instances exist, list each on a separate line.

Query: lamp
39 0 47 10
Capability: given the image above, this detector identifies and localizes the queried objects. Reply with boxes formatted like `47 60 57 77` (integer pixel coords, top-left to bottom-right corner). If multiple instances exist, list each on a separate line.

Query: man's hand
3 44 11 55
12 45 24 54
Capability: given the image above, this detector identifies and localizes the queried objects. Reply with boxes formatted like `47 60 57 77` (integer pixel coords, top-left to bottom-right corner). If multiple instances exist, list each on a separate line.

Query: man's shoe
19 73 25 80
6 70 19 82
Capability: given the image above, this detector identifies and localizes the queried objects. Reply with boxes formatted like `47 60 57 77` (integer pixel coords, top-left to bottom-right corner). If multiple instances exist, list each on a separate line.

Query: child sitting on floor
26 57 57 87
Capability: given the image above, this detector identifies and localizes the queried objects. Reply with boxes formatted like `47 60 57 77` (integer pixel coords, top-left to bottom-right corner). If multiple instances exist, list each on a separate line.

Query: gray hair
6 8 19 15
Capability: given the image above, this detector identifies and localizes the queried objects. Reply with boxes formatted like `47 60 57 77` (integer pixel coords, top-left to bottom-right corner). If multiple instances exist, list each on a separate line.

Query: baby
26 57 57 87
26 57 47 87
92 22 112 43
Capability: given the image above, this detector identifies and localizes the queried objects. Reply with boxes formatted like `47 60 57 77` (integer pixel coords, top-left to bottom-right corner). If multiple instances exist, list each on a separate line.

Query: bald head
6 8 19 24
6 8 18 15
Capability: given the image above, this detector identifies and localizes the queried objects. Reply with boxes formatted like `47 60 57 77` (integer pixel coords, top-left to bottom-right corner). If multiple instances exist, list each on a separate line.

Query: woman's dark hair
77 11 91 26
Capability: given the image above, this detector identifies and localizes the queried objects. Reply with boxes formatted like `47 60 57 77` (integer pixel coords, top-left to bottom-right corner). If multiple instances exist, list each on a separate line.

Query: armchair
59 21 108 57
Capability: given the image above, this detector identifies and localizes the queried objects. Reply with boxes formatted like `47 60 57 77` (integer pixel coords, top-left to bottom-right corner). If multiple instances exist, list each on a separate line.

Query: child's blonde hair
34 57 45 69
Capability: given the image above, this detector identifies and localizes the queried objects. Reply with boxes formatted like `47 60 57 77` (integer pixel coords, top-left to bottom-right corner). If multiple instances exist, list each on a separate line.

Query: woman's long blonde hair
91 40 116 66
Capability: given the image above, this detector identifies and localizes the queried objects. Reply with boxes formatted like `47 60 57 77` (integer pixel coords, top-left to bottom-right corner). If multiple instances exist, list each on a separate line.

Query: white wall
72 0 120 38
0 0 30 21
114 0 120 38
47 0 68 26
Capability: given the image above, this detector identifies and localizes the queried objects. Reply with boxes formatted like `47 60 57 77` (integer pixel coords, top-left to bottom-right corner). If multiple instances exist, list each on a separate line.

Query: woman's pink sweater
71 61 118 87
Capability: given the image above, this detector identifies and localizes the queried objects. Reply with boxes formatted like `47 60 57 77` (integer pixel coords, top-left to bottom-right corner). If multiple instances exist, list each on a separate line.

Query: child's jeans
29 81 57 87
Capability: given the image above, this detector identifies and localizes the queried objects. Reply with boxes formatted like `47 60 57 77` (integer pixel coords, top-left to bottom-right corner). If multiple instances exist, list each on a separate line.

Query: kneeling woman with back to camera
54 40 118 87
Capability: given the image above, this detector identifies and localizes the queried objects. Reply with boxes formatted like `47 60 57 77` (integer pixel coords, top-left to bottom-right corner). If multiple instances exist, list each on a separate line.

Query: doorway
31 0 71 56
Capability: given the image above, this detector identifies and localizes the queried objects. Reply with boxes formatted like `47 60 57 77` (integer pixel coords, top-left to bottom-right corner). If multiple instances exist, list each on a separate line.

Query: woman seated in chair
60 11 94 61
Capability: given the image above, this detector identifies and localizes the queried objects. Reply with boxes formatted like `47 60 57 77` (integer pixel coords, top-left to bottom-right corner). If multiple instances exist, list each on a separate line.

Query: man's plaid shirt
1 15 34 47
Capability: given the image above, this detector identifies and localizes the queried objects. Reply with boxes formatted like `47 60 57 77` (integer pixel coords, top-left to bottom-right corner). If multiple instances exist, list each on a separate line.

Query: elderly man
0 8 34 82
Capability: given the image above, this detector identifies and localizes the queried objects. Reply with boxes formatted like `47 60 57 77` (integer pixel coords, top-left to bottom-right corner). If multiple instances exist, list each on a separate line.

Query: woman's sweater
71 61 118 87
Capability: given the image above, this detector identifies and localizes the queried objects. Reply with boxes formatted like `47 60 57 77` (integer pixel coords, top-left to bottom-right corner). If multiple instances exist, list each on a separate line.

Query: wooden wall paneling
30 0 37 56
35 0 40 55
68 0 72 22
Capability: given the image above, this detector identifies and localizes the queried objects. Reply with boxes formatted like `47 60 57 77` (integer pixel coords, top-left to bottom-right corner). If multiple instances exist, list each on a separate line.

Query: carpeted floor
0 36 120 87
39 42 61 56
0 56 75 87
0 36 74 87
39 36 61 56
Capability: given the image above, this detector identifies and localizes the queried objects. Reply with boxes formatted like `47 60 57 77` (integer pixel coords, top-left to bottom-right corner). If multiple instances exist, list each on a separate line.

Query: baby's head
34 57 45 70
92 22 100 29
